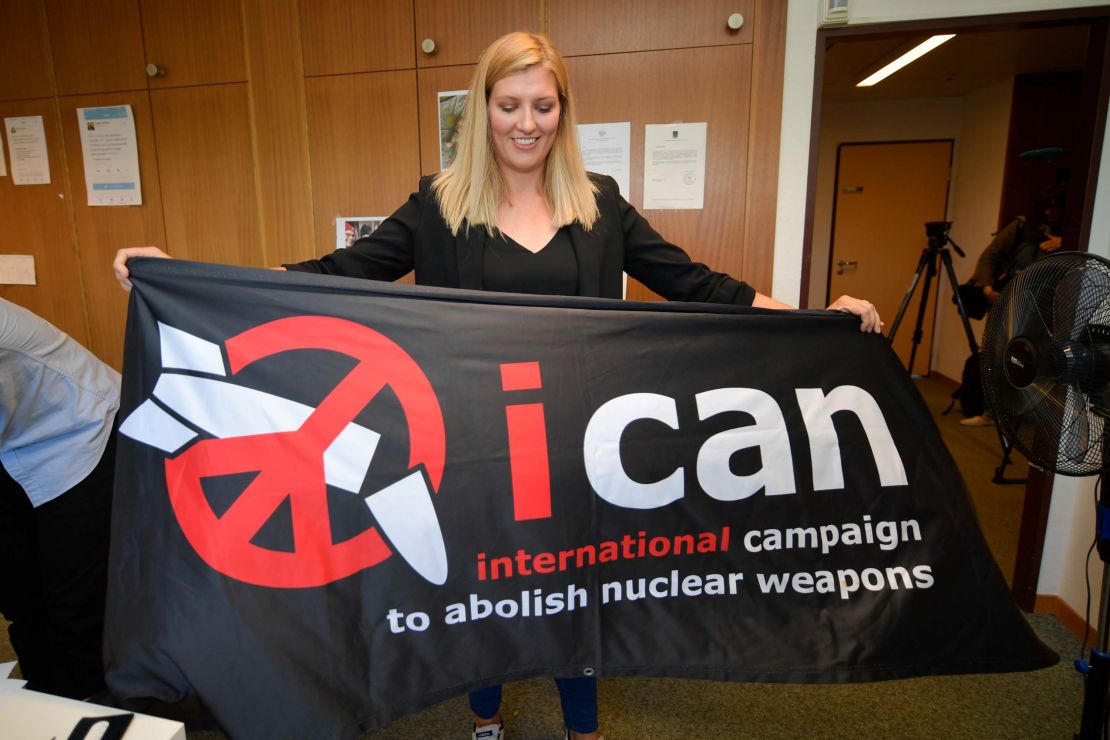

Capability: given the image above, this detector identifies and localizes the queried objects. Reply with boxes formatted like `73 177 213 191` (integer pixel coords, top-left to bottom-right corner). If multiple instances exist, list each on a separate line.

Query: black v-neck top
482 227 578 296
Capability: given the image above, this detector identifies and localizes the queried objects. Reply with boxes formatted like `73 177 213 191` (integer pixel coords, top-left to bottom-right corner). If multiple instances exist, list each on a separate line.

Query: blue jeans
470 677 598 733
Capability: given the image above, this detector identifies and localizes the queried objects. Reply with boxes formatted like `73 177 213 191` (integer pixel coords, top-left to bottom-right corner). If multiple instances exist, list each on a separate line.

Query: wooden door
140 0 246 88
0 1 52 100
828 141 953 373
46 0 147 95
149 84 262 266
549 0 754 56
299 0 414 77
414 0 539 68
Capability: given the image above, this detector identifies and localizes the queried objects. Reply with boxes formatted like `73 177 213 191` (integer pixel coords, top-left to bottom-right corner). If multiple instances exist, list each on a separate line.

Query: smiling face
487 66 561 179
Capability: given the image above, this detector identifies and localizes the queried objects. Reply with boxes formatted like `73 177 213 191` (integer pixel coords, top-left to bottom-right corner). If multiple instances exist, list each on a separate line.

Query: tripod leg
888 248 933 343
907 252 938 375
940 249 979 354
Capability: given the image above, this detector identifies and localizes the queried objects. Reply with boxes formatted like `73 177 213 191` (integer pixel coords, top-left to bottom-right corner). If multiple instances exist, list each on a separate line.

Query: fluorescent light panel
856 34 955 87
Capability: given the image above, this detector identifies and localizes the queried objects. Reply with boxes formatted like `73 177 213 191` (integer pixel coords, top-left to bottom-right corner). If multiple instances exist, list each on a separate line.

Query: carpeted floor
1 376 1092 739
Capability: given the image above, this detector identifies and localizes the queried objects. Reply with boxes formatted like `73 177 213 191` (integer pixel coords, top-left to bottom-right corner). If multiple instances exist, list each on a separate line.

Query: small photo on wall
438 90 468 171
336 217 386 250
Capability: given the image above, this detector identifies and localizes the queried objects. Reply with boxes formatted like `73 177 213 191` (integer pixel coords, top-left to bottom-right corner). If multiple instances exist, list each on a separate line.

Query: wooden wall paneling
741 0 787 296
139 0 247 88
0 0 53 101
416 64 475 176
305 71 421 256
0 99 89 345
149 84 262 267
414 0 540 68
46 0 147 95
242 0 314 267
299 0 415 77
566 45 753 301
58 92 165 369
548 0 754 58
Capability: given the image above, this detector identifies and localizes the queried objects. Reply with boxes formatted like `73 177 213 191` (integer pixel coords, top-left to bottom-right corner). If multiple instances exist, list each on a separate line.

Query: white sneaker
473 722 504 740
959 414 994 427
564 731 604 740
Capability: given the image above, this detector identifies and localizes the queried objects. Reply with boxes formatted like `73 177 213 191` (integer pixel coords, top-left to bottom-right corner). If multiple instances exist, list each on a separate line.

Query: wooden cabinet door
549 0 754 57
46 0 147 95
414 0 539 68
140 0 247 87
305 71 421 256
299 0 414 77
59 92 165 369
149 84 262 267
0 99 89 345
0 1 53 101
567 45 754 300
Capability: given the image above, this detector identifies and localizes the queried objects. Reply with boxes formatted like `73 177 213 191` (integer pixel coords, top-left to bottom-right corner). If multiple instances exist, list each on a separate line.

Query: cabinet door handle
145 63 165 78
421 38 436 54
836 259 859 275
727 12 744 30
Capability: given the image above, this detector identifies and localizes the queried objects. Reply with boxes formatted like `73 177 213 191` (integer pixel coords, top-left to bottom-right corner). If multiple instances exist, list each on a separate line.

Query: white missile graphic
120 322 448 585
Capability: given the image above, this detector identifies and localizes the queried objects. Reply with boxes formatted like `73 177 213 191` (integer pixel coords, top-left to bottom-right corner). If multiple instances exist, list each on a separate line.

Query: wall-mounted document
643 122 707 210
3 116 50 185
578 122 630 198
0 255 36 285
77 106 142 206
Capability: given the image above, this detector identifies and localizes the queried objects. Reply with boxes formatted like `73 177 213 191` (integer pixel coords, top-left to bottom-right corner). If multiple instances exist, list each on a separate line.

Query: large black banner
106 259 1055 739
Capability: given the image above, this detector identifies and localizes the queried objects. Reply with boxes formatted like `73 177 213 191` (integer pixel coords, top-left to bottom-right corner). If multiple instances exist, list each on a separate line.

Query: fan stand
888 231 1027 485
1077 499 1110 739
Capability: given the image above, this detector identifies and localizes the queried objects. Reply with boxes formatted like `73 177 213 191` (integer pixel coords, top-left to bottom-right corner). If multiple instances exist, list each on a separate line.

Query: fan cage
981 251 1110 476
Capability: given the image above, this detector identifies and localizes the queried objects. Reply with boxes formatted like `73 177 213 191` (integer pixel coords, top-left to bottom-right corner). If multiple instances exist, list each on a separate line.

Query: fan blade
1055 383 1091 465
1053 260 1110 341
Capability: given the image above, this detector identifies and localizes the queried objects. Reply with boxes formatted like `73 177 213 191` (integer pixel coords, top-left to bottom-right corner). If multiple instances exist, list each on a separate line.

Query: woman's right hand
114 246 171 292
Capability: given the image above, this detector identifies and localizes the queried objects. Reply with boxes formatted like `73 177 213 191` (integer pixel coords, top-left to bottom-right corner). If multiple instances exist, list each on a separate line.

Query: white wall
775 0 1110 619
932 79 1013 382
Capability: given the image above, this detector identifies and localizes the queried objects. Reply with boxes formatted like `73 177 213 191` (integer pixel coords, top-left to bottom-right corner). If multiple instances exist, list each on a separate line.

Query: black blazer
287 174 755 305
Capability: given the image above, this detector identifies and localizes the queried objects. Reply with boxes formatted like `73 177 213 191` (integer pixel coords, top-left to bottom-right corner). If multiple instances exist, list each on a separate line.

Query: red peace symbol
164 315 445 588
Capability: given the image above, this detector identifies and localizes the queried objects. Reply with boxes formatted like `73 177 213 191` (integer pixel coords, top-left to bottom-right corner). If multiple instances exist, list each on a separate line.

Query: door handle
836 259 858 275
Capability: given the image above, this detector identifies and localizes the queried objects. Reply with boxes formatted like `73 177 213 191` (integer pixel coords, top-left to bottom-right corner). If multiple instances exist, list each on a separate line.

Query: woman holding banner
115 30 880 740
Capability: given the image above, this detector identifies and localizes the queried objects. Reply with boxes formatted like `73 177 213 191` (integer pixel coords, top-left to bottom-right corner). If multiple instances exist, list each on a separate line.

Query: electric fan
980 250 1110 740
981 251 1110 476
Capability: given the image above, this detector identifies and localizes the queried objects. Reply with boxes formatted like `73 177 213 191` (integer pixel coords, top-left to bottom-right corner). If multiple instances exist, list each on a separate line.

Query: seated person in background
0 297 120 700
959 184 1065 427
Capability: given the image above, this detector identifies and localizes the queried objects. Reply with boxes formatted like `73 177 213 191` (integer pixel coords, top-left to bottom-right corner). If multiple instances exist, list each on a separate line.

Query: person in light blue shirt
0 297 120 699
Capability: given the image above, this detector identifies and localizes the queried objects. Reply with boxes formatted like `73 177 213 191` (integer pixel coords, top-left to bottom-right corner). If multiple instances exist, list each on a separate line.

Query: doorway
804 9 1110 613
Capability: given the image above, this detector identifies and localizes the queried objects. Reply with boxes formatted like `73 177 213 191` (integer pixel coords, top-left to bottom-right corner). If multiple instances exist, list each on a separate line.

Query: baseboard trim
1036 594 1097 644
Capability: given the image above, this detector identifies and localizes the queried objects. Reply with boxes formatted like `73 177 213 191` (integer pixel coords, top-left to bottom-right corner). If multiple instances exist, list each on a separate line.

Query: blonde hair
432 32 598 236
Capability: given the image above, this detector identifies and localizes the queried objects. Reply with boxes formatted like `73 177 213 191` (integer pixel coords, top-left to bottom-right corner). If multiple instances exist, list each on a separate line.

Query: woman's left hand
827 295 883 333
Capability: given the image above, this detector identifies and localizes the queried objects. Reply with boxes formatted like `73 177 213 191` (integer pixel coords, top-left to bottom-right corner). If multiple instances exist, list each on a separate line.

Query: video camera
925 220 952 244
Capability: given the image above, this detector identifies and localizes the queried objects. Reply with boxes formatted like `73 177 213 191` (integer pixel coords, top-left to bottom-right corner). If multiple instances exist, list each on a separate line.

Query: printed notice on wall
0 255 36 285
77 105 142 206
643 122 707 210
3 116 50 185
578 122 630 198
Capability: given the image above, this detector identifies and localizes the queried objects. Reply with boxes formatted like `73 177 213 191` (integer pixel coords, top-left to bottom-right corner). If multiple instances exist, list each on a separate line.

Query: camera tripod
887 225 1024 484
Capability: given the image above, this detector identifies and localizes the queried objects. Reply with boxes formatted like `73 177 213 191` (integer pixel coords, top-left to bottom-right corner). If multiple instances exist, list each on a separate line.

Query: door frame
802 7 1110 611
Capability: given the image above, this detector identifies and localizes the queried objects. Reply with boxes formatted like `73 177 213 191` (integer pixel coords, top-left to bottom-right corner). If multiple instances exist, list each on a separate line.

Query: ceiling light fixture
856 34 956 87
